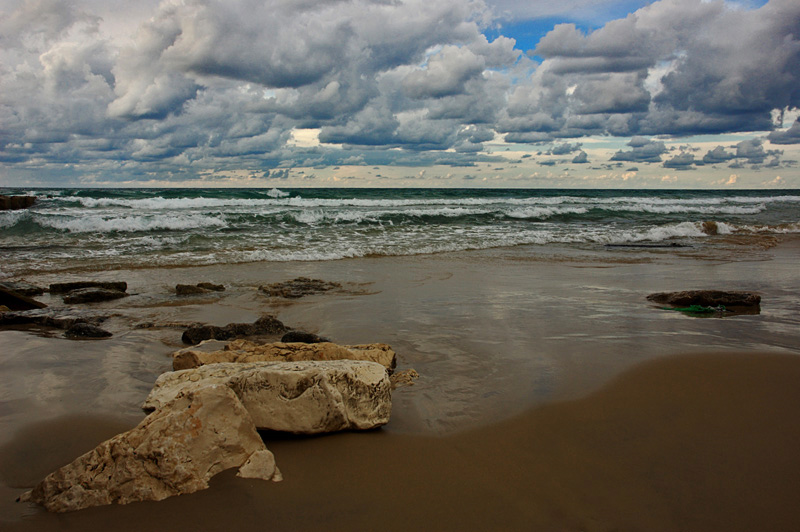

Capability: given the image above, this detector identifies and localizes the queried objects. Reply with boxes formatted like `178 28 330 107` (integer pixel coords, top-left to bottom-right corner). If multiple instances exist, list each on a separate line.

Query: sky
1 0 799 189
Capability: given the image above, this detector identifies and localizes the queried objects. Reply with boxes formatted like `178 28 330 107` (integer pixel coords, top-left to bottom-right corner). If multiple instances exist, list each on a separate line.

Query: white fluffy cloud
0 0 798 183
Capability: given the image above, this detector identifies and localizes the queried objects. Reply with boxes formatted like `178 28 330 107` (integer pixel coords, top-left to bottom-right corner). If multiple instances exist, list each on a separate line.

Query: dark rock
63 288 128 304
176 284 210 295
49 281 128 294
259 277 341 299
647 290 761 308
280 331 330 344
65 323 112 339
0 195 36 210
701 221 719 235
0 285 47 311
197 282 225 292
181 315 287 345
0 280 45 296
0 309 108 329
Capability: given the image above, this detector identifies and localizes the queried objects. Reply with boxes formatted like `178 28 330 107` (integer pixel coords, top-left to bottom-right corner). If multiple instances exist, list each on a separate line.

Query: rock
0 195 36 210
65 323 113 339
701 221 719 235
0 285 47 311
0 280 45 296
181 315 287 345
143 360 392 434
390 369 420 389
0 306 9 312
19 385 279 513
197 282 225 291
175 283 225 295
176 284 210 295
259 277 341 299
647 290 761 308
49 281 128 294
280 330 330 343
172 339 397 372
0 308 108 329
63 287 128 304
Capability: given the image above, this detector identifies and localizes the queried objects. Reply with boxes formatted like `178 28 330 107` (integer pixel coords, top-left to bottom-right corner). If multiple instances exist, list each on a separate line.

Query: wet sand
3 352 800 531
1 237 799 530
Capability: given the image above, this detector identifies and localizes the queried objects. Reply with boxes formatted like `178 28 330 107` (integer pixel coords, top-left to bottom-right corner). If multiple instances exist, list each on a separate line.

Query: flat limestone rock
647 290 761 308
143 360 392 434
19 385 279 513
172 339 397 372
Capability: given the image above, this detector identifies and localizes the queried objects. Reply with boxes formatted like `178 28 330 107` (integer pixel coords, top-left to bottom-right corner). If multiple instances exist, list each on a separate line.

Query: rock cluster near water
19 316 407 512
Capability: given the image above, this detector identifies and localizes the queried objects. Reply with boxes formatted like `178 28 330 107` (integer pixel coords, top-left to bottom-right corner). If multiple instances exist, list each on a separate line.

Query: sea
1 187 799 278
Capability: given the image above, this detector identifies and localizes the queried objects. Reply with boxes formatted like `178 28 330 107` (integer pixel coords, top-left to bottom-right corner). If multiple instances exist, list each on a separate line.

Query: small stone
280 330 330 343
65 323 112 339
63 288 128 304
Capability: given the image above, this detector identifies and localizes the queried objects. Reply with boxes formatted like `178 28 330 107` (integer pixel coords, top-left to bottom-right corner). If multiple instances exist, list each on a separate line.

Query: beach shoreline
1 236 799 530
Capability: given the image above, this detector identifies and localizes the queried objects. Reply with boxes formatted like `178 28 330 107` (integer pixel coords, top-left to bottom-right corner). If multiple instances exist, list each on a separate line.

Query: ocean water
1 187 799 277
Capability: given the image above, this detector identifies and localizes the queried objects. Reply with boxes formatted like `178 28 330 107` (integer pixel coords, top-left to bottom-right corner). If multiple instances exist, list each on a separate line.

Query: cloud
663 152 696 169
767 118 800 145
609 137 667 163
1 0 799 185
571 150 589 163
702 146 735 164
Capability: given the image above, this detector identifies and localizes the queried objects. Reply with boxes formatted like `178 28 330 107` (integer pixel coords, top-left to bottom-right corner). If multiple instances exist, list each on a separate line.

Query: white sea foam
267 188 290 198
0 210 28 229
34 213 228 233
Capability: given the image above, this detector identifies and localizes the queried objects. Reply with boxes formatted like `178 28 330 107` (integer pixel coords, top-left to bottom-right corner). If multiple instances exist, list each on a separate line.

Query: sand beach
1 232 799 530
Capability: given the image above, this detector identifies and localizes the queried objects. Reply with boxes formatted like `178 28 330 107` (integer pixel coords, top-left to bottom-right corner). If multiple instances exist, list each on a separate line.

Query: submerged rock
0 280 45 296
49 281 128 294
280 330 330 343
65 323 113 339
259 277 341 299
0 285 47 311
0 308 108 329
175 283 225 295
181 315 287 345
143 360 392 434
63 287 128 304
172 339 397 372
19 385 280 513
647 290 761 308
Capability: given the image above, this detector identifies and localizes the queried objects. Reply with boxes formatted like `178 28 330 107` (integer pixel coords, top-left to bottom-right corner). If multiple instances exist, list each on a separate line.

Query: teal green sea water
1 188 799 277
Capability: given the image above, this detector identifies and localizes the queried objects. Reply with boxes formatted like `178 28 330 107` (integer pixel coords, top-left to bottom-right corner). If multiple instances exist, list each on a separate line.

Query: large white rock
19 385 280 513
172 339 397 372
143 360 392 434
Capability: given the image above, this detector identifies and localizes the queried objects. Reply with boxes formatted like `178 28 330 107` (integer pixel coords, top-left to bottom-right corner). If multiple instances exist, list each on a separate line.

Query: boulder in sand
173 339 396 372
181 315 287 345
19 385 280 513
143 360 392 434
